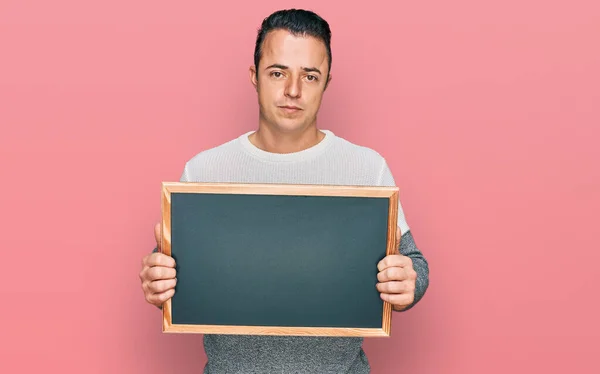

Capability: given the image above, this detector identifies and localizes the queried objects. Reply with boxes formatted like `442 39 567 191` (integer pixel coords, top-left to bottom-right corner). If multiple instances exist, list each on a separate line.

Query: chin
271 118 309 133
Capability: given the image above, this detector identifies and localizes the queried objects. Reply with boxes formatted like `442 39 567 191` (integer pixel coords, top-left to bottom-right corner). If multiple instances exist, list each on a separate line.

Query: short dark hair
253 9 332 77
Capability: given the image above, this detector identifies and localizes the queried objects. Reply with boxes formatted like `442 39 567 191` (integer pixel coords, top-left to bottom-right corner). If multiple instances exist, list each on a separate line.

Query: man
139 8 429 373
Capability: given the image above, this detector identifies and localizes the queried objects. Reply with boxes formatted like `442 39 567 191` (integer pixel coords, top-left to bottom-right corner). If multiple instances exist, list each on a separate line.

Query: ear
249 65 258 91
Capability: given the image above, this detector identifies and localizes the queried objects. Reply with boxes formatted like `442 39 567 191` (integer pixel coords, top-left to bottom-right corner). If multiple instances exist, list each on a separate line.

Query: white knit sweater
176 129 427 374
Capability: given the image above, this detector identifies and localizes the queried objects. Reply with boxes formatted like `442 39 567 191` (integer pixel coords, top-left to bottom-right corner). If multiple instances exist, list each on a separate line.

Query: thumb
154 222 162 250
395 226 401 251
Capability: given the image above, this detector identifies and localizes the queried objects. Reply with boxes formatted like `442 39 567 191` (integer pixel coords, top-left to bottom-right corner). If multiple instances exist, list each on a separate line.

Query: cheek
260 85 283 104
306 91 324 109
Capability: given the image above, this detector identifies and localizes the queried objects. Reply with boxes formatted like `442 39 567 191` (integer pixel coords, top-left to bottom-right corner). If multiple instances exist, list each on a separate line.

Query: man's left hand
376 227 417 311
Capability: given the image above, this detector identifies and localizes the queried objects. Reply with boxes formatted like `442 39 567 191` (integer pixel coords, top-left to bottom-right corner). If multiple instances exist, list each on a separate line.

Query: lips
278 105 302 110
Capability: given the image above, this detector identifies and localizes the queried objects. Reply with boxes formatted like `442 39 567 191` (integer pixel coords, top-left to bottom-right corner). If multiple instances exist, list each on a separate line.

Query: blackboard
160 182 398 337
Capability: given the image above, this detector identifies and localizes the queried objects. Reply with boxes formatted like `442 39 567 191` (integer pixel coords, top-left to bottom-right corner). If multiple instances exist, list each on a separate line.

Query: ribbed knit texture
178 129 428 374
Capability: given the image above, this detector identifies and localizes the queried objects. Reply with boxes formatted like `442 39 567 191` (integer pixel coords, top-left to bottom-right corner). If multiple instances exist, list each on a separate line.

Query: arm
393 230 429 311
142 164 189 307
377 158 429 311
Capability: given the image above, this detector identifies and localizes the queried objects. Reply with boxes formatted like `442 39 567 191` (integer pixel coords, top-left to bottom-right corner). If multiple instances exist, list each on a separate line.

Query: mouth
278 105 302 111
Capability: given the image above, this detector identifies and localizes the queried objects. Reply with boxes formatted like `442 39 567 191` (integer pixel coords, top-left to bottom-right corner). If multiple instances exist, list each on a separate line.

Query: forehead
261 29 328 70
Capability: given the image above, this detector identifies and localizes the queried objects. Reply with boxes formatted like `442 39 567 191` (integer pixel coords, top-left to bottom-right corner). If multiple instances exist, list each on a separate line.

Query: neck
249 123 325 154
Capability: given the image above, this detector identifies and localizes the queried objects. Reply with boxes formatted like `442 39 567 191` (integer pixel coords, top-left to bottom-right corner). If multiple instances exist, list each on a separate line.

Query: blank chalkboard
160 182 398 337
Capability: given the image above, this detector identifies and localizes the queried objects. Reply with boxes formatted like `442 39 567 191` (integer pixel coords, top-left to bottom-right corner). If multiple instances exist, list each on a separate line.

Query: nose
284 75 302 99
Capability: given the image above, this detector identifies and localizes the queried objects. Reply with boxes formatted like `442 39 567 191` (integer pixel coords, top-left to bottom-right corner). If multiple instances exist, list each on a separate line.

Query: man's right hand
139 223 177 308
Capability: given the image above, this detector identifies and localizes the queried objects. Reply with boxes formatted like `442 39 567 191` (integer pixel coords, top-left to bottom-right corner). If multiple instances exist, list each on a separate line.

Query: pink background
1 0 599 373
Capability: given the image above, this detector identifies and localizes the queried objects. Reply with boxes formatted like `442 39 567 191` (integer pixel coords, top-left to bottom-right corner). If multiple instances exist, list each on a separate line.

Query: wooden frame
160 182 399 337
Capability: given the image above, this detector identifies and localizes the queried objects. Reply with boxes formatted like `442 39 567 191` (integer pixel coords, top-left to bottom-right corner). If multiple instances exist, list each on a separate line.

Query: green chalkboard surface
160 182 398 337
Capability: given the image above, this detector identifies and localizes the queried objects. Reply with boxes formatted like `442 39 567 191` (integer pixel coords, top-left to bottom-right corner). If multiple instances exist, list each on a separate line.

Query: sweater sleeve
378 159 429 311
378 159 410 235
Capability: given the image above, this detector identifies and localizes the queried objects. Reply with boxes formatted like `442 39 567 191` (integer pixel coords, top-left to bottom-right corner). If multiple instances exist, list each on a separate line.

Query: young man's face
250 29 331 134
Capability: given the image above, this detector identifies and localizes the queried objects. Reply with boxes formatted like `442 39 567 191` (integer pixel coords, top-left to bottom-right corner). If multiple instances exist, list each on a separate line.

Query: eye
306 75 318 82
271 71 283 78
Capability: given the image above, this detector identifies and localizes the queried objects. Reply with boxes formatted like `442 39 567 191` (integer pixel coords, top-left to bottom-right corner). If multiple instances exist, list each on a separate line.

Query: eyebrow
265 64 322 75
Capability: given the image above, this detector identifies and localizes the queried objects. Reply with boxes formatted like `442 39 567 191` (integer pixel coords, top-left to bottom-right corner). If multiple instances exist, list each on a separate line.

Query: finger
154 223 161 250
395 226 401 250
148 278 177 294
380 292 414 306
377 254 411 271
143 253 176 268
141 254 151 270
376 281 414 294
146 266 177 281
147 288 175 306
377 266 408 282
